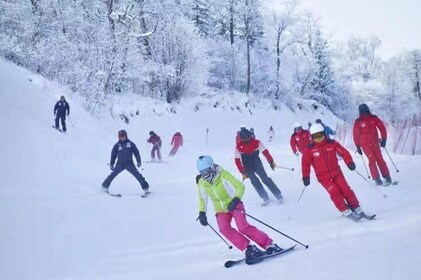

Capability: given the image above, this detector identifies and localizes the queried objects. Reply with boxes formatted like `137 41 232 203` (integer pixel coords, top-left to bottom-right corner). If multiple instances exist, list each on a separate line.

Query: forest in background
1 0 420 121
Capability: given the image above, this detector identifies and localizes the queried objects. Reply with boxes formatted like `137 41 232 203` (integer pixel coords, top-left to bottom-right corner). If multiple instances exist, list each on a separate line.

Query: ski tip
224 261 234 268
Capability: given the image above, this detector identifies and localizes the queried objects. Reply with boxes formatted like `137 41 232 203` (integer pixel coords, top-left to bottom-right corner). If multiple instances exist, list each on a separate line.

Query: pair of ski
383 181 399 187
52 126 64 133
360 213 376 220
224 244 296 268
104 190 152 198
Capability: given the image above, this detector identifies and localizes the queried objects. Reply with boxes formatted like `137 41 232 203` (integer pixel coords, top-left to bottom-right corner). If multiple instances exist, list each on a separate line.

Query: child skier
147 131 162 162
196 155 283 263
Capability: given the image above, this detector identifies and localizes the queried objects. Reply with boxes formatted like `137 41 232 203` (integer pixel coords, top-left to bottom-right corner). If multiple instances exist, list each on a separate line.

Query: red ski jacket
235 138 273 173
171 132 183 147
353 114 387 148
290 130 311 153
147 135 162 147
302 138 353 182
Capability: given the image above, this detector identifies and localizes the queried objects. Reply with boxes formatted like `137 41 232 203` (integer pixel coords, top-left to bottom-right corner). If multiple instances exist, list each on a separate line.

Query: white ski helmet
293 122 302 129
309 123 325 135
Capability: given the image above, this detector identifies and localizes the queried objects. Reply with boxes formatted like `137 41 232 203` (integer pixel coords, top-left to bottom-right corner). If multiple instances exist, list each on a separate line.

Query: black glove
269 161 276 170
380 139 386 148
198 211 207 226
195 174 201 184
348 162 356 171
356 146 363 155
303 177 310 186
109 164 114 171
137 161 142 168
227 197 241 212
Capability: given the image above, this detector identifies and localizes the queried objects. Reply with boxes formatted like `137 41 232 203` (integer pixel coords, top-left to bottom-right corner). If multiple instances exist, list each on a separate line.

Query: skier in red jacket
234 129 283 206
169 132 183 157
147 131 162 162
290 122 311 156
353 104 391 185
301 123 367 222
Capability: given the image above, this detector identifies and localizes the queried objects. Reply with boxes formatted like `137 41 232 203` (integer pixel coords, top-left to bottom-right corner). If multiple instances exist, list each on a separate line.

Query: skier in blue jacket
54 95 70 132
102 130 149 195
315 119 336 139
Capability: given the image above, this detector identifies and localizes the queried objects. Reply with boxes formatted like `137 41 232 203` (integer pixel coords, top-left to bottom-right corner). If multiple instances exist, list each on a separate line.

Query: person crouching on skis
301 124 368 222
196 155 283 263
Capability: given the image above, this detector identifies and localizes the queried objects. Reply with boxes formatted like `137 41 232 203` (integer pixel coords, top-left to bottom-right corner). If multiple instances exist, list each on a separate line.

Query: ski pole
354 170 373 185
382 147 399 173
360 154 371 179
297 186 307 203
296 154 302 173
246 213 309 249
207 223 233 250
354 170 387 198
275 166 295 172
68 115 75 128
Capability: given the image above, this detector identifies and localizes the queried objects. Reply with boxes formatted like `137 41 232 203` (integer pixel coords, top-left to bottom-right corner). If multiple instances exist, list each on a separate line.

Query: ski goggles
199 167 213 176
311 132 325 142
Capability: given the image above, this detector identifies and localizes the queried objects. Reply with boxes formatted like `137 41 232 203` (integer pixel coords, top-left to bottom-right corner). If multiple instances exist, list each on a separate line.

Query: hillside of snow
1 59 420 280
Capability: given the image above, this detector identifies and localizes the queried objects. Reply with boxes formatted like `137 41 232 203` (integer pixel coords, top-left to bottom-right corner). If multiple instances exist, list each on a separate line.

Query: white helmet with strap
310 123 325 135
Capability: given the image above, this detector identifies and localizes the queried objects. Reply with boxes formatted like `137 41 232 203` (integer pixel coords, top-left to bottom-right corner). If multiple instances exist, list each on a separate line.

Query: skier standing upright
289 122 311 156
234 129 283 205
301 124 367 221
147 131 162 162
169 131 183 157
102 130 149 195
53 95 70 132
267 126 275 142
353 104 392 185
196 155 283 263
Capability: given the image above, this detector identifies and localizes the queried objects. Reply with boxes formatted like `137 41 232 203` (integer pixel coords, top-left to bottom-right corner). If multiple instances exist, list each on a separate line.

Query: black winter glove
227 197 241 212
380 139 386 148
137 161 142 168
348 162 356 171
356 146 363 155
303 177 310 187
197 211 208 226
195 174 201 184
269 161 276 170
109 164 114 171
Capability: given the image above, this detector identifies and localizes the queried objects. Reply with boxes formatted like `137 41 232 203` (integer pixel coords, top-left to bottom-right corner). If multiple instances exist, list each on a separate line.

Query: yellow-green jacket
198 165 245 213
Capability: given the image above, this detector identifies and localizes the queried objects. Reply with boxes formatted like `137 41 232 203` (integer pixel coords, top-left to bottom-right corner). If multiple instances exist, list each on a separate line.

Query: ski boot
261 199 270 207
245 245 265 264
101 186 109 194
374 178 383 186
265 243 283 255
342 209 362 222
384 176 392 186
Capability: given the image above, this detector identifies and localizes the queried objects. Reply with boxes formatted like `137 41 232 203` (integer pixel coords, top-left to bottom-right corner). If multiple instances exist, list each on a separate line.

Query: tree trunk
229 2 234 45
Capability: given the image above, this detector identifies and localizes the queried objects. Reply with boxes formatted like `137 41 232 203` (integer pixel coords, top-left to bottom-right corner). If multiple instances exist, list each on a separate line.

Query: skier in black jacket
54 95 70 132
102 130 150 195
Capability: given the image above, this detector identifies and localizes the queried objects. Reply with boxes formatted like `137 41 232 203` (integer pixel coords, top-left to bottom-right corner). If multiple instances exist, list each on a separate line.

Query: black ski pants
244 163 282 201
55 114 67 132
102 163 149 190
